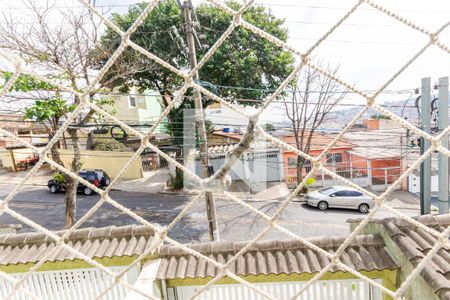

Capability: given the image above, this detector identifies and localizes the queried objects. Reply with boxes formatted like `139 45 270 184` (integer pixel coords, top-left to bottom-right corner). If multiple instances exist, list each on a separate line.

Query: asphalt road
0 184 419 243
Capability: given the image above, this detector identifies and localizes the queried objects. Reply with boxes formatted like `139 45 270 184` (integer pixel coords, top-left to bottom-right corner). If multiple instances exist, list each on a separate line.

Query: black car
47 169 110 195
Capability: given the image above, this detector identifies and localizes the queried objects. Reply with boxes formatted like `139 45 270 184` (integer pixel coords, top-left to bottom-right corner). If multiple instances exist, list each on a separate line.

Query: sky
0 0 449 121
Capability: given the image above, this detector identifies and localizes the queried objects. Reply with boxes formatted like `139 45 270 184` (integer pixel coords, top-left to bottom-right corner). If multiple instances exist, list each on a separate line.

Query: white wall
408 173 439 193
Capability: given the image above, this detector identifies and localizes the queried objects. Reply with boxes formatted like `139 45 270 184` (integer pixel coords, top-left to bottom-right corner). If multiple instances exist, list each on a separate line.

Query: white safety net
0 0 449 299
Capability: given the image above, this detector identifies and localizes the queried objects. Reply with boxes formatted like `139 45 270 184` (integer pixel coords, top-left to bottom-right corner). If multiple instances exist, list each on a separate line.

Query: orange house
281 134 354 186
348 148 401 185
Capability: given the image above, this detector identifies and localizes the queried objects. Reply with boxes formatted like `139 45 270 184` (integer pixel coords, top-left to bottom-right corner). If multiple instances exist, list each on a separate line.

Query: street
0 184 419 243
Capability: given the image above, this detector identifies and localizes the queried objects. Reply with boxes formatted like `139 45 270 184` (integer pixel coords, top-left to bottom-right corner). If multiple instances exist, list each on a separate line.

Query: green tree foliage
2 72 56 92
262 123 275 132
370 114 391 120
95 1 295 102
24 99 75 123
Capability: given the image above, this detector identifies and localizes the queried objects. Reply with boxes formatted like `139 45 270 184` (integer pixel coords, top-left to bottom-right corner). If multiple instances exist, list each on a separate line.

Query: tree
281 63 348 189
0 1 132 228
95 1 295 104
1 73 72 166
262 123 275 132
24 99 76 165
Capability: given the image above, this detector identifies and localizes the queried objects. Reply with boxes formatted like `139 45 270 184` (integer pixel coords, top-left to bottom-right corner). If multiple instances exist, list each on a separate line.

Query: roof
0 225 155 266
348 214 450 300
195 141 280 156
348 148 401 160
211 130 243 141
156 234 397 279
282 134 353 152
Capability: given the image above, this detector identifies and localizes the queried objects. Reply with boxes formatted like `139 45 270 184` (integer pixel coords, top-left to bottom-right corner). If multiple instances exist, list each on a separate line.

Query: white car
305 185 374 213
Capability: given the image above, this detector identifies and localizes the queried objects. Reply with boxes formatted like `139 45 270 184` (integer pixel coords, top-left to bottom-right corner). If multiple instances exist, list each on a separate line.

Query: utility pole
420 77 431 215
182 0 220 241
438 77 449 214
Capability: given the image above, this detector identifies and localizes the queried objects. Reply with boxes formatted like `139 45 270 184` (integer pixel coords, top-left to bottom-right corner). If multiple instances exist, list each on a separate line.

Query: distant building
281 133 354 187
363 118 401 131
204 102 252 128
0 114 47 148
207 129 242 146
110 88 166 133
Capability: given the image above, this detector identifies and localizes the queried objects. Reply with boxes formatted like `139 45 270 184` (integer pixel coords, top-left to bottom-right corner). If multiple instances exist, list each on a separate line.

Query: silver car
305 185 374 213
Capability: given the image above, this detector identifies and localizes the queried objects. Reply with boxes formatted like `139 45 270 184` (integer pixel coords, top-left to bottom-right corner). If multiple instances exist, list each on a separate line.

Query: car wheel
84 187 93 195
49 185 59 194
318 201 328 211
358 203 370 213
104 178 110 186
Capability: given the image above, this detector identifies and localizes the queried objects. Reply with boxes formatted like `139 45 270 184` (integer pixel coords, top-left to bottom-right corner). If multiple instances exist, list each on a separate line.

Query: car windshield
318 187 337 195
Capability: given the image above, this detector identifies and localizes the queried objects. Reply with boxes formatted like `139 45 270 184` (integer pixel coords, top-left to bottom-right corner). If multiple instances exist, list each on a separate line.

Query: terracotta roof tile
349 214 450 300
0 225 155 266
156 234 397 279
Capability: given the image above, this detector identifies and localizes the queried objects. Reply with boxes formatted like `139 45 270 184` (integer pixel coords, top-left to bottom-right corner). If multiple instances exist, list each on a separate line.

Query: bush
92 138 129 152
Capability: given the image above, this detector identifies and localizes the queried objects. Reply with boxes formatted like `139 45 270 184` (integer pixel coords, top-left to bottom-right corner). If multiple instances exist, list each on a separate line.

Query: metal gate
195 148 282 183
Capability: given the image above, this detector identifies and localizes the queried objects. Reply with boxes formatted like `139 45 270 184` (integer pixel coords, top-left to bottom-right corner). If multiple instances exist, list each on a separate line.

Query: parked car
47 169 110 195
305 185 374 213
85 169 111 187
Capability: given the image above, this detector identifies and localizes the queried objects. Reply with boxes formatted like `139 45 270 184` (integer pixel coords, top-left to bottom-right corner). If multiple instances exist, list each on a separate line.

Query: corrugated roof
383 215 450 300
348 148 400 160
282 134 353 152
0 225 155 266
348 214 450 300
156 234 397 279
195 142 279 155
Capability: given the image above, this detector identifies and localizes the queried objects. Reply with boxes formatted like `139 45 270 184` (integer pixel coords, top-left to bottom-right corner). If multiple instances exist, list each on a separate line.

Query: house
0 215 448 299
281 133 354 187
207 129 242 146
363 118 402 131
204 102 252 128
110 87 166 134
348 214 450 300
190 141 284 190
343 128 406 190
0 114 47 148
0 114 47 171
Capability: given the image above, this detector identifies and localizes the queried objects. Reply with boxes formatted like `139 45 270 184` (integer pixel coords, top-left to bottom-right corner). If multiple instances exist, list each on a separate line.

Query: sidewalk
113 168 170 194
0 168 51 186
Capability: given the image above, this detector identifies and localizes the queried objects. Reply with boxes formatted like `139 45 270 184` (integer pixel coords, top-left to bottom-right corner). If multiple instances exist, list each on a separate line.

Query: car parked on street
47 169 110 195
305 185 374 213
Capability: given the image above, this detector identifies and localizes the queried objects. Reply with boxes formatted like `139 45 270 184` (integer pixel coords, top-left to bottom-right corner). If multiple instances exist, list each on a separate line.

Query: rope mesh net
0 0 449 299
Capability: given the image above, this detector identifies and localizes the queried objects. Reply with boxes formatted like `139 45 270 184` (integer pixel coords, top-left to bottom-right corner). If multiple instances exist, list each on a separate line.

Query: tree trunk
50 142 64 167
296 155 305 192
48 131 64 167
64 128 82 228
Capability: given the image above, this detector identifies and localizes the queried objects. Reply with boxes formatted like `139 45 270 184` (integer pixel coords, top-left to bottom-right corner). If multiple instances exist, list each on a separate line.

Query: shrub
92 138 129 152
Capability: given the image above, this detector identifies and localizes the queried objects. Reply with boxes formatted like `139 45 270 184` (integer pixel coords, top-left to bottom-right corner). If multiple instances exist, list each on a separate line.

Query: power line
1 2 448 14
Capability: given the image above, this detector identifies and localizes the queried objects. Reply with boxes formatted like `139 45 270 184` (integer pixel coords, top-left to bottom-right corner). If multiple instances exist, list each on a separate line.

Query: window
128 96 136 108
319 187 337 195
326 153 343 164
287 157 296 167
349 191 363 196
304 159 312 173
334 191 349 197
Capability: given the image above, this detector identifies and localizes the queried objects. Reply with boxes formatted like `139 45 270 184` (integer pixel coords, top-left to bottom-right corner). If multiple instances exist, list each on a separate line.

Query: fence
194 149 283 184
286 165 402 191
171 279 382 300
0 266 139 300
0 0 448 300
